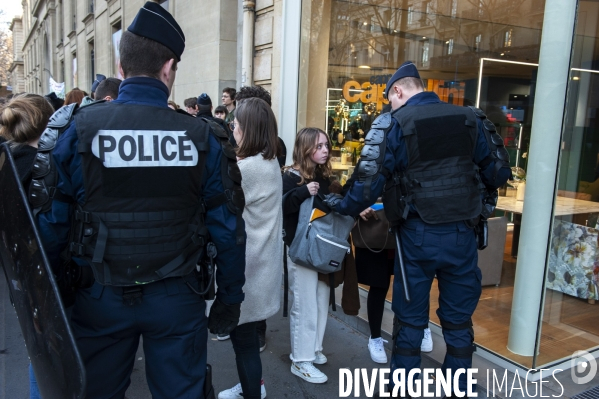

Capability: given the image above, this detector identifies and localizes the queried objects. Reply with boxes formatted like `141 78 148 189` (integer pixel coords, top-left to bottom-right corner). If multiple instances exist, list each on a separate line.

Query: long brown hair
235 97 281 160
285 127 332 185
65 88 86 105
0 94 54 144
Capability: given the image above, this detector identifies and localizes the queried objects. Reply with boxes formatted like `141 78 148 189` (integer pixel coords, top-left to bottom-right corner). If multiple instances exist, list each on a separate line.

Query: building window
72 0 77 31
89 0 94 14
90 42 95 82
407 6 414 25
61 60 65 83
446 38 454 55
504 29 513 47
451 0 457 18
474 34 482 52
72 53 77 87
421 41 430 67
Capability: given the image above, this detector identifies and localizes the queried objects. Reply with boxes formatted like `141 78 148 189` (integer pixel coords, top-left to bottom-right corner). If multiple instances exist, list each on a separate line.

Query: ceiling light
422 36 426 39
573 76 580 80
500 53 505 56
363 22 368 25
358 65 371 69
393 29 397 33
445 41 449 44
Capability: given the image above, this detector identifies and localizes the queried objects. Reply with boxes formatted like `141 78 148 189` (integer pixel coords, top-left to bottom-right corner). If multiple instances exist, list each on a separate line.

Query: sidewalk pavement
0 278 438 399
2 275 598 398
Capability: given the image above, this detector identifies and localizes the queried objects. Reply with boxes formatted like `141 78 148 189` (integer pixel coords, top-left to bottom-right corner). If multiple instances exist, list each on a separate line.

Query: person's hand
359 207 379 221
306 182 320 196
208 297 241 335
323 193 344 210
329 180 343 194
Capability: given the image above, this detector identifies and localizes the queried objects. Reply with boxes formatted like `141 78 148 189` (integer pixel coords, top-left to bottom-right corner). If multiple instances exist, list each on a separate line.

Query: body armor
72 102 210 286
29 103 79 215
385 102 482 225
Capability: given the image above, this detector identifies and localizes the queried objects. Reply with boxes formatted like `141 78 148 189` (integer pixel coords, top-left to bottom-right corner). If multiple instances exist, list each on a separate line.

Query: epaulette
467 106 487 119
47 103 78 129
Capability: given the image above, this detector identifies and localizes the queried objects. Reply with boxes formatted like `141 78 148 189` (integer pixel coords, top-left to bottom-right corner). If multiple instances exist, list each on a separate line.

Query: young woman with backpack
282 127 336 384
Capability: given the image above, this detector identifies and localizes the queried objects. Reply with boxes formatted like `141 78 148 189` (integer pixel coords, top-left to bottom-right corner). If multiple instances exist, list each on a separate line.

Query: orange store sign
341 78 466 109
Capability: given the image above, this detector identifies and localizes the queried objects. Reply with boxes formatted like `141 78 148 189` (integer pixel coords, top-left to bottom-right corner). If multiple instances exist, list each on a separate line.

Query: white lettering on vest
91 130 199 168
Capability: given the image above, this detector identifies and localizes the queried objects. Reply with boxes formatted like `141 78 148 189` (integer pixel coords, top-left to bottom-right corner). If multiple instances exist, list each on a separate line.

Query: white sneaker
314 351 327 365
217 380 267 399
291 361 328 383
368 336 388 364
421 328 433 353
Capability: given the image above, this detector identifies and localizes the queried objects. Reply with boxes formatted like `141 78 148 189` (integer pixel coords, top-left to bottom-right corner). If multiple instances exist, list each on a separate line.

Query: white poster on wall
49 77 66 99
112 29 123 79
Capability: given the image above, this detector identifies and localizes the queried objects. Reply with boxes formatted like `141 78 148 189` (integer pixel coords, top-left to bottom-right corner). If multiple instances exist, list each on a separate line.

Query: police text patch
92 130 199 168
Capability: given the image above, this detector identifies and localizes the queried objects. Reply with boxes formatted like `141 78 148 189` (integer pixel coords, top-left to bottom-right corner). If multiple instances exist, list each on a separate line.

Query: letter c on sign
343 81 361 103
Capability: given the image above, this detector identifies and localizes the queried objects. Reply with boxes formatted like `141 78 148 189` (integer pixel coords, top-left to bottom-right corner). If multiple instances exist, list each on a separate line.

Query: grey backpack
288 195 355 274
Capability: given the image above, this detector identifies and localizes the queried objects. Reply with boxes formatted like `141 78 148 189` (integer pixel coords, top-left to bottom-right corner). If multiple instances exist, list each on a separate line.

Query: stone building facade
16 0 283 116
8 17 25 94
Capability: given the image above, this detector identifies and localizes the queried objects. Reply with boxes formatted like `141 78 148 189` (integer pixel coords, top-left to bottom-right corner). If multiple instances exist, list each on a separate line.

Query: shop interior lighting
358 65 371 69
572 76 580 80
571 67 599 74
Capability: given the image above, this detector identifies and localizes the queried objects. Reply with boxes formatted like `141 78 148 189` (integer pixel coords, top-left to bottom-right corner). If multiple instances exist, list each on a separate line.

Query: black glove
208 297 241 335
322 193 344 211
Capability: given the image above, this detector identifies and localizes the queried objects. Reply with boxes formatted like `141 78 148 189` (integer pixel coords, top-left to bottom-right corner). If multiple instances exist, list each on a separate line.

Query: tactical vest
72 102 210 286
389 103 482 224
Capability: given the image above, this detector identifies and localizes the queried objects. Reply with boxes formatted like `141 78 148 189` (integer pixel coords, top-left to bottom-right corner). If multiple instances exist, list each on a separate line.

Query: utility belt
57 241 217 305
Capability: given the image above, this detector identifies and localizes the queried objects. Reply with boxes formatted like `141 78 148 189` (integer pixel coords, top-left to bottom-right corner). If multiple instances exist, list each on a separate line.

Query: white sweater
237 154 283 325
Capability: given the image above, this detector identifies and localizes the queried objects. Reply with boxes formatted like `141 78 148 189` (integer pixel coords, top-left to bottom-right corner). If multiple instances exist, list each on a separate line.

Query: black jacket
282 169 331 246
11 144 37 186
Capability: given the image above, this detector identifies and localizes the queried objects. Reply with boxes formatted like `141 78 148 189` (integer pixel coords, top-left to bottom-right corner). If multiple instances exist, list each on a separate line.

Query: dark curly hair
235 86 271 107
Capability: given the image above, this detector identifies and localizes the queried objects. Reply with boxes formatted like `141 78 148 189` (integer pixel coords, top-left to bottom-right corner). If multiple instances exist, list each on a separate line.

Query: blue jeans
230 322 262 399
29 363 41 399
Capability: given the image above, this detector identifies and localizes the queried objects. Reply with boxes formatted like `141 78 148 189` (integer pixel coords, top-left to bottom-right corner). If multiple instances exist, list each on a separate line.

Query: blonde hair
0 94 54 145
284 127 331 185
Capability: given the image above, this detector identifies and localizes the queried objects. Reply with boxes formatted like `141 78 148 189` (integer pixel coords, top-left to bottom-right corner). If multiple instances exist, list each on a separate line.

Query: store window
540 0 599 367
297 0 556 368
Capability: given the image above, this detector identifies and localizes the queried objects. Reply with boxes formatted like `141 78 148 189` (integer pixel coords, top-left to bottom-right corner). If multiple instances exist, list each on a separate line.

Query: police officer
325 61 511 396
35 3 246 398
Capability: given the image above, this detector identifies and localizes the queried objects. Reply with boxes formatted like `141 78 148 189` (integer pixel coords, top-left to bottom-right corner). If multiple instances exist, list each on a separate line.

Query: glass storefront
541 0 599 367
296 0 599 369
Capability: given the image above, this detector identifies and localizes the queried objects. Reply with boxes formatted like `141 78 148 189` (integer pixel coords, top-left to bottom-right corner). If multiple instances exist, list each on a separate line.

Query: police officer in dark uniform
325 62 511 396
35 3 245 398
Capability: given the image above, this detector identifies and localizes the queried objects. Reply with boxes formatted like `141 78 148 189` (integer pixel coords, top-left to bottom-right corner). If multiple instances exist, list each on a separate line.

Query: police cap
197 93 212 107
128 2 185 61
91 74 106 93
384 61 421 99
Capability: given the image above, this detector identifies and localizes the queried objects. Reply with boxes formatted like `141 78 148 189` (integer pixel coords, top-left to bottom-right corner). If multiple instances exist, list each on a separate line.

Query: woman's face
215 111 226 120
233 118 243 145
310 132 330 165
